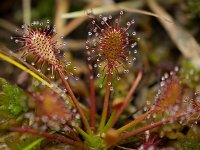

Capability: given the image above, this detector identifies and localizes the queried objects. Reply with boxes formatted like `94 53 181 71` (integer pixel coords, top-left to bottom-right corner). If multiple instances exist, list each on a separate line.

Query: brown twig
22 0 31 26
63 0 101 36
0 18 23 35
147 0 200 68
55 0 70 39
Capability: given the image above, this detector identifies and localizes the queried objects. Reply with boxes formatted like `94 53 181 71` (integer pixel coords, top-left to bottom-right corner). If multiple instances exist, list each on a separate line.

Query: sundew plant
0 0 200 150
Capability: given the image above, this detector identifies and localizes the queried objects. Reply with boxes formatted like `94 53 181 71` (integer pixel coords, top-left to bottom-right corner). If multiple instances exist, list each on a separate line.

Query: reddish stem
107 111 192 148
10 127 84 149
120 111 191 141
88 64 96 131
65 128 82 142
98 73 112 131
111 71 142 127
58 70 92 134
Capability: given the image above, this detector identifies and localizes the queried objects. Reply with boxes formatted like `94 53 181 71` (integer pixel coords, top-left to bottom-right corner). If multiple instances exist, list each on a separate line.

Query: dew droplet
134 50 137 53
174 66 179 72
153 114 156 118
72 108 77 113
160 81 165 87
75 114 80 119
15 39 19 43
161 76 165 81
94 64 97 68
132 32 136 35
87 57 91 61
88 32 92 36
110 86 113 91
164 73 169 79
120 11 124 15
117 77 121 80
103 17 107 21
127 22 130 26
124 69 129 74
99 84 102 88
146 100 151 105
144 106 148 111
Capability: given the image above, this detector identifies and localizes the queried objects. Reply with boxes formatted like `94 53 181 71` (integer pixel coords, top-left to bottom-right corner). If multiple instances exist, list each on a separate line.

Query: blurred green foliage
31 0 54 21
187 0 200 19
179 60 200 88
0 78 28 119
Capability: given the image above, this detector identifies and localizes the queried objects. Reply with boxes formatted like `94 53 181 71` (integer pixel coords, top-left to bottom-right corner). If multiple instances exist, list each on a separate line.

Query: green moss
175 138 200 150
0 78 28 119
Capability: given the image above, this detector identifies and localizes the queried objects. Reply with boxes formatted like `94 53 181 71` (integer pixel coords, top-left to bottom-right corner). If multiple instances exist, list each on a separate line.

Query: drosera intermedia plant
0 11 199 150
11 20 92 135
86 11 138 132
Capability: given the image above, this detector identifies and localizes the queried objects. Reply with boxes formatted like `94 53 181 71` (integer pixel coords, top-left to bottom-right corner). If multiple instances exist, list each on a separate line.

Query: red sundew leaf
153 72 182 112
86 11 138 76
34 89 74 124
11 21 66 79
